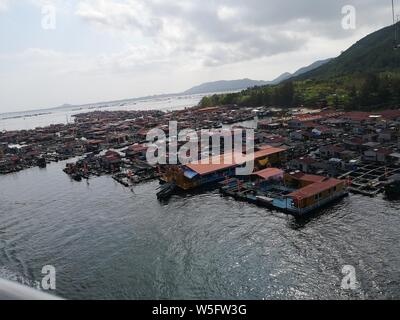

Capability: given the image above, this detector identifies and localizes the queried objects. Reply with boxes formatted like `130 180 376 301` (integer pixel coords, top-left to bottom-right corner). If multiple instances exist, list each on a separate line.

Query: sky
0 0 396 113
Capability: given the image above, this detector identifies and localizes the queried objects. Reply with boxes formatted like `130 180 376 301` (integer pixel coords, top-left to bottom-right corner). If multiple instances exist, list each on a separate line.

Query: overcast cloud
0 0 395 112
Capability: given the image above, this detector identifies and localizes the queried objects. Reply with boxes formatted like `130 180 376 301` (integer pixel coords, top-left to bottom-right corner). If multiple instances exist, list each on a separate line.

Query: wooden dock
339 163 400 197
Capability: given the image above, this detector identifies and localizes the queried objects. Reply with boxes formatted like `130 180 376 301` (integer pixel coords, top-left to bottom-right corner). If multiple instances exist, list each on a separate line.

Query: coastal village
1 104 400 216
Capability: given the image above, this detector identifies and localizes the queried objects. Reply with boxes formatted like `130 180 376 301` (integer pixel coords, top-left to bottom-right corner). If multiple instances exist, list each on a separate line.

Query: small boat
72 173 82 182
37 157 47 168
385 174 400 199
156 182 177 200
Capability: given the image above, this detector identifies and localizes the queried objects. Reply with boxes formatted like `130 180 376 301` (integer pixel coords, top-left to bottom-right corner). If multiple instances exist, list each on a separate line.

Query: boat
72 173 82 182
156 182 177 200
37 157 47 168
385 174 400 199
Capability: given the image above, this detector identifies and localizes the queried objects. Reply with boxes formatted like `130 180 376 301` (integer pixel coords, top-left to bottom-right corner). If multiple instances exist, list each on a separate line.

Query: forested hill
295 23 400 80
200 23 400 111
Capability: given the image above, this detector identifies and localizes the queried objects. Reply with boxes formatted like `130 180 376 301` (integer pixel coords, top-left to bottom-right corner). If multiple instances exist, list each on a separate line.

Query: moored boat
37 157 47 168
385 174 400 199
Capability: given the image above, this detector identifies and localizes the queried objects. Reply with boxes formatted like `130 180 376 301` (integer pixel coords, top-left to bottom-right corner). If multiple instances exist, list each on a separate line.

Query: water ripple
0 160 399 299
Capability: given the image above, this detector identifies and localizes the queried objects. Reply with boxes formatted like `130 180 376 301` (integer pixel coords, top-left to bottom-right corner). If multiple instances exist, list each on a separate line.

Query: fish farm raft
2 105 400 216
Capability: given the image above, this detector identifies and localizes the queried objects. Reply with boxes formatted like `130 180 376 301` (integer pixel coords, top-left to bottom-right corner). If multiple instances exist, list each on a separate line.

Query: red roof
288 178 344 200
302 121 318 128
186 147 286 176
185 152 244 176
137 128 150 136
105 155 120 162
375 148 393 155
252 168 284 180
294 112 343 122
197 107 220 113
87 139 104 145
378 110 400 120
290 172 326 183
343 112 372 121
105 150 120 157
128 144 148 152
253 147 286 159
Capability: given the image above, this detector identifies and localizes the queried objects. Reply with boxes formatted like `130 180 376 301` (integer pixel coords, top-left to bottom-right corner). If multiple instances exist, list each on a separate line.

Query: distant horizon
0 55 336 115
0 85 226 115
0 73 299 115
0 1 394 113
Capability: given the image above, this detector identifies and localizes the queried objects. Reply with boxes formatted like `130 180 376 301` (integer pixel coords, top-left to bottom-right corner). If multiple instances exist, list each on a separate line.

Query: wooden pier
339 163 400 197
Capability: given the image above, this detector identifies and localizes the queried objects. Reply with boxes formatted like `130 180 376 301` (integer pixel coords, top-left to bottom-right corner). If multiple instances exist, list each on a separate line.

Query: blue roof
184 169 199 179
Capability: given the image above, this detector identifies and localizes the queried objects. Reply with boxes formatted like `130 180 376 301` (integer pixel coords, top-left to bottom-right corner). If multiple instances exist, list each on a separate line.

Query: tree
359 73 380 107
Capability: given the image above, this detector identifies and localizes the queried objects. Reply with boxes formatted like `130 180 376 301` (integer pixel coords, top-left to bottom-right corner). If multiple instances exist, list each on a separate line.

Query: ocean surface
0 94 206 131
0 159 400 300
1 94 400 299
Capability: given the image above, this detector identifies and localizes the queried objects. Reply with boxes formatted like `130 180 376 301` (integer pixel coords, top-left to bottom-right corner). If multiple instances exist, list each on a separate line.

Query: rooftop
289 172 327 183
252 168 284 180
288 178 343 200
185 146 286 176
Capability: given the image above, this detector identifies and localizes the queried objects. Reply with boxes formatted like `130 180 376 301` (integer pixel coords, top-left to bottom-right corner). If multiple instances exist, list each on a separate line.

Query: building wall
284 174 316 188
297 182 346 209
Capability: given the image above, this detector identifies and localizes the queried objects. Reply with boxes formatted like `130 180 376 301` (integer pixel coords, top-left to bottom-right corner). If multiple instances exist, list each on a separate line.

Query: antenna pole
393 0 398 45
393 0 396 25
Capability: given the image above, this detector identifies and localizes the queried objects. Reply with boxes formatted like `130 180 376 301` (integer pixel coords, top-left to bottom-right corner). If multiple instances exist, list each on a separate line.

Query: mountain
295 23 400 80
199 23 400 110
270 72 292 84
183 79 270 95
183 59 332 95
291 58 333 77
270 59 332 84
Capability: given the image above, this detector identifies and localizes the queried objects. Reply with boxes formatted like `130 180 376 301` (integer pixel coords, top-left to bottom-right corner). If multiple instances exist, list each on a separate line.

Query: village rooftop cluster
1 104 400 214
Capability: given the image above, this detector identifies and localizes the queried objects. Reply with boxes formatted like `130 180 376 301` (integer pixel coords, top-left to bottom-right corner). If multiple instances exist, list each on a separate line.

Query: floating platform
339 163 400 197
220 175 348 217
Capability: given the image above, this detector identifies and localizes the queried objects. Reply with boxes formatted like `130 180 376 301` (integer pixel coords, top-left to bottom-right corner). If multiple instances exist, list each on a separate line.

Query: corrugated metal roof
290 172 326 183
185 147 286 176
185 152 245 176
288 178 343 200
252 168 284 180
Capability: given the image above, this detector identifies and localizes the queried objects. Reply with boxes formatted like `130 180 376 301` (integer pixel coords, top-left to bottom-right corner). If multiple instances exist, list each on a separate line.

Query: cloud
0 0 395 112
75 0 391 69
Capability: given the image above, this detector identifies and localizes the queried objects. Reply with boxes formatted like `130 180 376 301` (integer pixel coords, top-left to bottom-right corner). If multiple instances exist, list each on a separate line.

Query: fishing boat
37 157 47 168
72 173 82 182
156 182 177 200
385 174 400 199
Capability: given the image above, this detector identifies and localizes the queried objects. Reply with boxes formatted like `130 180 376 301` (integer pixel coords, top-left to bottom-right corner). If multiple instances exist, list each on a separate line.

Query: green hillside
295 23 400 80
200 24 400 111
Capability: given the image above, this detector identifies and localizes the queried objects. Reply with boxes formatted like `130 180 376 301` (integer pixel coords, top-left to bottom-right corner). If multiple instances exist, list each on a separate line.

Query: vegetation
199 73 400 111
200 23 400 111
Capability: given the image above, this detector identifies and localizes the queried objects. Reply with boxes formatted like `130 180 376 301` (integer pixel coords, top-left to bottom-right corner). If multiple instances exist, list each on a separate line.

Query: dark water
0 160 399 300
